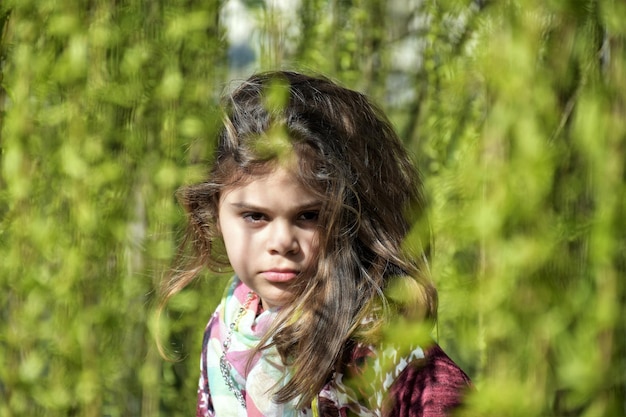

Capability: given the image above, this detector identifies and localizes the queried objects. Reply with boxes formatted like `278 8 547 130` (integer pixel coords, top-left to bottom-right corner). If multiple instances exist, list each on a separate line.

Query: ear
213 194 223 235
215 217 222 235
215 207 225 237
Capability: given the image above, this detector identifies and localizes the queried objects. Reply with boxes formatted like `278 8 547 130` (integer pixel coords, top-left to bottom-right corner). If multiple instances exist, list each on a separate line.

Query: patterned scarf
201 277 424 417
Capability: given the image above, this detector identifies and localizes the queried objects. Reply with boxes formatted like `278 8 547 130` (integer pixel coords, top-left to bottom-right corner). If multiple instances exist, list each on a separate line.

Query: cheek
220 224 243 254
221 233 251 274
217 217 242 259
304 231 320 258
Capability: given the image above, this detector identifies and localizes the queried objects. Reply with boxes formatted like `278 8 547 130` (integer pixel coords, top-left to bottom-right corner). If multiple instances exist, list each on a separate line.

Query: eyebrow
230 201 322 212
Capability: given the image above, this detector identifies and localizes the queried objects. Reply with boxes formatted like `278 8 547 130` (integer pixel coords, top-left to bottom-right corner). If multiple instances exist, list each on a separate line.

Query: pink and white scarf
198 277 424 417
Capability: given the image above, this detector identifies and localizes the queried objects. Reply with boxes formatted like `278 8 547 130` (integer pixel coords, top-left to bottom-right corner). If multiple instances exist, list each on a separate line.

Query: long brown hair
160 71 437 408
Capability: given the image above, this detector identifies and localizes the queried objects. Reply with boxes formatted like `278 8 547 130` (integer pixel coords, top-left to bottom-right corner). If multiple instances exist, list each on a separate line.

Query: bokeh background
1 0 624 416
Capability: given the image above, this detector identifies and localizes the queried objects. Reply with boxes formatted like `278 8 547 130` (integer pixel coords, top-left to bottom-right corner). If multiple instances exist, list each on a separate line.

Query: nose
266 220 300 255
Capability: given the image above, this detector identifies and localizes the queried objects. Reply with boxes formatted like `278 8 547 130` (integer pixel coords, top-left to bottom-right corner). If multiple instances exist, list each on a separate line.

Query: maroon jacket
317 344 471 417
386 344 471 417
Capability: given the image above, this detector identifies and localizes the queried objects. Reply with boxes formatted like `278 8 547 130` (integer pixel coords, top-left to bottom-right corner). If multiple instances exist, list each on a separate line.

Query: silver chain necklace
219 291 256 409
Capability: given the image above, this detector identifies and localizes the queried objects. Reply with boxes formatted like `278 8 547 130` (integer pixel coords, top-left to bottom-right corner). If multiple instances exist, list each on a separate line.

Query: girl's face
217 166 321 310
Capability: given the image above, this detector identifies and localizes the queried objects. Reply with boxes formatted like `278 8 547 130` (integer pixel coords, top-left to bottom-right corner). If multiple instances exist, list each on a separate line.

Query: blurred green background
1 0 624 416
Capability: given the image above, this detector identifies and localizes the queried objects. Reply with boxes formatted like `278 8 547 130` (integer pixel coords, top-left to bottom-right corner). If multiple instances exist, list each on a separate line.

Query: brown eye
298 211 319 222
243 212 266 223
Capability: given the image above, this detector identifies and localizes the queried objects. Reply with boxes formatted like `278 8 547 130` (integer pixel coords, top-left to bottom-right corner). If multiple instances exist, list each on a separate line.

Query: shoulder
386 344 472 417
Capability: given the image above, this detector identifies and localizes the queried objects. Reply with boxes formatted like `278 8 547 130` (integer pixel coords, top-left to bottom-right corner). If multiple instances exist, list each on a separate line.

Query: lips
262 269 299 283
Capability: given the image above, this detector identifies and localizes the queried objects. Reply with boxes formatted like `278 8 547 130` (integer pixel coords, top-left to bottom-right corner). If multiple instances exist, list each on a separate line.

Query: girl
161 71 471 416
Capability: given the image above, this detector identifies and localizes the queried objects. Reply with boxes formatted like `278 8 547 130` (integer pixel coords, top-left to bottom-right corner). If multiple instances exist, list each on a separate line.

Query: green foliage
0 0 225 415
1 0 624 416
412 1 626 416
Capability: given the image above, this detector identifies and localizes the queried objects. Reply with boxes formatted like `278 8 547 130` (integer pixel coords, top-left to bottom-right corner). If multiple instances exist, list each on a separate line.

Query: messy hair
160 71 437 408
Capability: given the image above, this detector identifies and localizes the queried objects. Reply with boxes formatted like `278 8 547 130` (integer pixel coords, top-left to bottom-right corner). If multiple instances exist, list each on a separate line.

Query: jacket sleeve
386 344 472 417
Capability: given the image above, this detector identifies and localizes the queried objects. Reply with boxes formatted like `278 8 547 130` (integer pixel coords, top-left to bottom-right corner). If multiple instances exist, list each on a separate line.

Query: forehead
220 166 319 204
